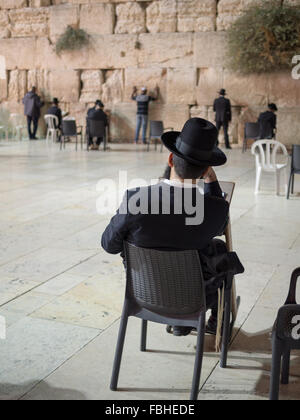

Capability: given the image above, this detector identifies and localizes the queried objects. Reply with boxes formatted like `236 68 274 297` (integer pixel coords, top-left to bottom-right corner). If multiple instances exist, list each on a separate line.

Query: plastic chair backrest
44 114 59 129
150 121 164 138
62 120 77 136
251 140 288 171
124 242 205 316
292 145 300 172
245 122 260 139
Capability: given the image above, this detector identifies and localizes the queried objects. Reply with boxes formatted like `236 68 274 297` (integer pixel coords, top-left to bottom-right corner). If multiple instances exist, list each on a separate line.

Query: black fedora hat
268 103 278 111
161 118 227 167
219 88 226 95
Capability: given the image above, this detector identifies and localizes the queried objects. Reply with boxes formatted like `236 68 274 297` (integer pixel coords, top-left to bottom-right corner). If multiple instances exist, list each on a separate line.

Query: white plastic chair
251 140 289 195
44 114 60 143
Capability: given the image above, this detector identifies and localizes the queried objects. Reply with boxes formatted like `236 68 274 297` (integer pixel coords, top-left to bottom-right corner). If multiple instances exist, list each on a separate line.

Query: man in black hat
213 89 232 149
101 118 244 336
86 100 108 150
257 103 278 139
47 98 63 131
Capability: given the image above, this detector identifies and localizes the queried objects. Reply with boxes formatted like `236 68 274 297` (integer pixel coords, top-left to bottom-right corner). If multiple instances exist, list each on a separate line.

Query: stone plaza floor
0 139 299 400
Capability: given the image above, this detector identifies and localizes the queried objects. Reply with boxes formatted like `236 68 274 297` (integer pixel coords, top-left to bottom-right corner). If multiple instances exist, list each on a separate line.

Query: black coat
87 107 108 126
213 97 232 123
258 111 276 139
102 181 229 255
47 105 62 128
23 91 44 119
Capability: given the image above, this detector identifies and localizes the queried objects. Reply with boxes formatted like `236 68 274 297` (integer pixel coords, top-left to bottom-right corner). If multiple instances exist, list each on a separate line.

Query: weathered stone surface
29 0 51 7
79 70 104 103
190 105 209 120
217 0 280 31
9 8 49 38
115 2 146 34
194 32 226 68
167 67 196 105
0 76 8 101
49 70 80 103
223 70 269 107
277 108 300 146
146 0 177 33
196 67 224 106
267 72 300 108
177 0 216 32
0 11 10 39
49 4 79 41
139 33 194 68
8 70 27 102
80 4 115 35
65 102 87 128
102 70 124 106
124 66 167 103
0 0 27 9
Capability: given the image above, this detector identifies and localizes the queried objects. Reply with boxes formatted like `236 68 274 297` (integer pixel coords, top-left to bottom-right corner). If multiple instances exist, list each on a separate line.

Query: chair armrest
285 267 300 305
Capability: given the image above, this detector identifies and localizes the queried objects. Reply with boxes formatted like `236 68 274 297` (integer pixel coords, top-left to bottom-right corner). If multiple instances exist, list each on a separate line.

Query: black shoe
172 326 194 337
206 316 218 335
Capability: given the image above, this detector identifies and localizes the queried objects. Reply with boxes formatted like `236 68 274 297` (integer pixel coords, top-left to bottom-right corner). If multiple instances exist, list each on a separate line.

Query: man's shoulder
205 194 229 214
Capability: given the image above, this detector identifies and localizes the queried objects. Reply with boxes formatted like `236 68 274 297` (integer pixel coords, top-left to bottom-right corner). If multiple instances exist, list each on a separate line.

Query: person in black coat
213 89 232 149
47 98 63 129
258 103 277 139
101 118 244 336
86 100 108 150
22 87 44 140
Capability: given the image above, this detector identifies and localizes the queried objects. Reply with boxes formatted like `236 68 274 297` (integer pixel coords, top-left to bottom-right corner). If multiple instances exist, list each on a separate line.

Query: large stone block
177 0 216 32
9 8 49 38
49 70 80 102
194 32 226 68
0 38 39 69
149 104 190 132
66 102 88 128
115 2 146 34
146 0 177 33
0 76 8 101
223 70 269 107
8 69 27 102
80 4 115 35
277 108 300 146
0 11 10 39
0 0 27 8
79 70 104 103
138 33 194 68
124 66 167 103
267 72 300 108
167 67 197 105
110 102 137 141
49 4 79 41
196 67 224 106
29 0 51 7
102 70 124 106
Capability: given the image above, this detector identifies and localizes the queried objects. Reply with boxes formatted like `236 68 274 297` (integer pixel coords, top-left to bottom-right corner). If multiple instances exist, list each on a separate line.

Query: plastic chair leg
220 288 232 369
140 320 148 352
276 170 281 196
269 336 282 400
287 172 293 199
110 307 129 391
255 167 262 194
281 348 291 385
190 312 206 401
292 173 295 194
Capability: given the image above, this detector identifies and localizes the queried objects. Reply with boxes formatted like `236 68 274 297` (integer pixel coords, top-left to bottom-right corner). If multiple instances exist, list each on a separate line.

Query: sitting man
102 118 244 336
47 98 63 141
258 103 278 139
86 100 108 150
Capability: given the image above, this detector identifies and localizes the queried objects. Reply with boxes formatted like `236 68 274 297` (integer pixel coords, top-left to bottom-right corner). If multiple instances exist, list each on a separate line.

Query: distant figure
86 100 108 150
131 86 159 145
258 103 278 139
213 89 232 150
22 87 44 140
47 98 63 130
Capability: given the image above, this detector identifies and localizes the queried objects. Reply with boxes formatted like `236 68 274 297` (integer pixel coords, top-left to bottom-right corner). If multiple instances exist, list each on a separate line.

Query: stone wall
0 0 299 145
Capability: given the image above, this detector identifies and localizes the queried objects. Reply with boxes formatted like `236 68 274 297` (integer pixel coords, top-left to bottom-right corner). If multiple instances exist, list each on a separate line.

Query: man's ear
168 153 174 168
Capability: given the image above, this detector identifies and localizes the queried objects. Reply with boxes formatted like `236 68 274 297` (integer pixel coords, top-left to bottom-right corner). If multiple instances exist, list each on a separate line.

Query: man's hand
203 167 218 184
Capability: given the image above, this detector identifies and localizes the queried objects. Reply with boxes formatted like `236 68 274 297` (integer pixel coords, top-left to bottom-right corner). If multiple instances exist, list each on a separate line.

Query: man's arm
151 85 160 101
131 86 138 100
101 193 130 255
203 167 223 198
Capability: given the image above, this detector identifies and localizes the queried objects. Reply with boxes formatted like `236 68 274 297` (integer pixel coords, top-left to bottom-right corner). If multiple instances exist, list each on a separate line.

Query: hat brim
161 131 227 167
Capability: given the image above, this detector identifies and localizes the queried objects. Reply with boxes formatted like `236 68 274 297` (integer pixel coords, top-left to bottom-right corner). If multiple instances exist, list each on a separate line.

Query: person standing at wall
86 100 108 150
22 87 44 140
131 86 159 145
213 89 232 150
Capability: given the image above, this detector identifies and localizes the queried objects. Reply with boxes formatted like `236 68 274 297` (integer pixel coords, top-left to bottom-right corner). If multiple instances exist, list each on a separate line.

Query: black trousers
216 121 230 148
89 136 103 146
27 116 39 139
